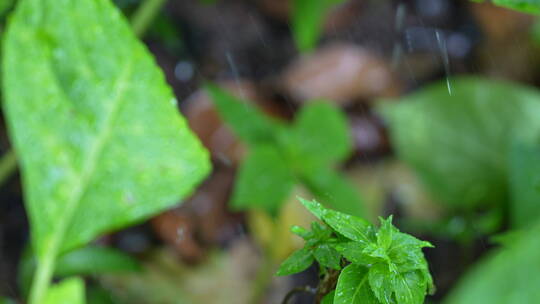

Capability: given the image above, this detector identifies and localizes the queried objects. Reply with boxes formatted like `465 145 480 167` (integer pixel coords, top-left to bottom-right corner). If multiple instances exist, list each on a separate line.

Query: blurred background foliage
2 0 540 303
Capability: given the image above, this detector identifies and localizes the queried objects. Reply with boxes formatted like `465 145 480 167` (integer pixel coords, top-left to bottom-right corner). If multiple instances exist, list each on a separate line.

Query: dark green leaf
276 247 314 276
44 278 85 304
293 102 352 164
321 290 335 304
231 145 294 214
493 0 540 14
333 242 379 265
334 264 379 304
313 244 341 270
3 0 210 258
205 83 283 146
379 77 540 208
300 198 372 243
508 140 540 228
368 264 394 304
444 222 540 304
392 271 426 304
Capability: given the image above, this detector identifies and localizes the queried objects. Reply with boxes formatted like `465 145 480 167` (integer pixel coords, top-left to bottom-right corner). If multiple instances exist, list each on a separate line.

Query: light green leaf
293 102 352 164
492 0 540 14
231 145 294 214
321 290 335 304
334 264 379 304
276 247 314 276
300 198 372 243
444 222 540 304
379 77 540 208
291 225 311 239
313 244 341 270
300 163 365 216
508 140 540 228
3 0 210 259
44 278 85 304
205 83 284 146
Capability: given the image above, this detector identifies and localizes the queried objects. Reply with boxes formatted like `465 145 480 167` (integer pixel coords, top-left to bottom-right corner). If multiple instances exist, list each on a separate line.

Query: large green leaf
44 278 85 304
493 0 540 14
444 222 540 304
3 0 210 259
334 264 379 304
231 145 294 214
508 141 540 228
379 77 540 208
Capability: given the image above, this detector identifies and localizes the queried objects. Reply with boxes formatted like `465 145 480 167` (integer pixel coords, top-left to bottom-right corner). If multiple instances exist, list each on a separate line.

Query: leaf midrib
43 57 134 258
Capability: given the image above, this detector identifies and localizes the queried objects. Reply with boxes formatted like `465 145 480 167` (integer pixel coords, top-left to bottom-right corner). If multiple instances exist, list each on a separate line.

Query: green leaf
376 216 395 250
333 242 379 265
444 222 540 304
300 163 365 216
379 77 540 208
205 83 283 146
313 244 342 270
55 246 141 277
321 290 335 304
368 264 394 304
231 145 294 214
300 198 372 243
44 278 85 304
492 0 540 14
508 140 540 228
334 264 379 304
392 271 426 304
276 247 314 276
293 102 352 164
3 0 210 259
292 0 345 52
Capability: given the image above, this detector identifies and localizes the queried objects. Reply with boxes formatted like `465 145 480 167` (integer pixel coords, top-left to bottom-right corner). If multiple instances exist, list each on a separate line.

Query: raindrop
174 61 194 82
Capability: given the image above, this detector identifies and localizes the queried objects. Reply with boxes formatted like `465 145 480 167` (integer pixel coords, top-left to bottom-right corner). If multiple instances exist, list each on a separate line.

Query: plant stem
130 0 167 38
0 150 16 186
28 250 56 304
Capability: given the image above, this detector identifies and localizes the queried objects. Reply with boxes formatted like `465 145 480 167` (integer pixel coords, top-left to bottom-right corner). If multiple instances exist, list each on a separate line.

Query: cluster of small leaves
206 84 364 216
278 198 434 304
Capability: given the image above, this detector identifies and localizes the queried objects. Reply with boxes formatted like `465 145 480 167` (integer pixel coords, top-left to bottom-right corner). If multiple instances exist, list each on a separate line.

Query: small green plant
206 84 364 216
278 198 434 304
